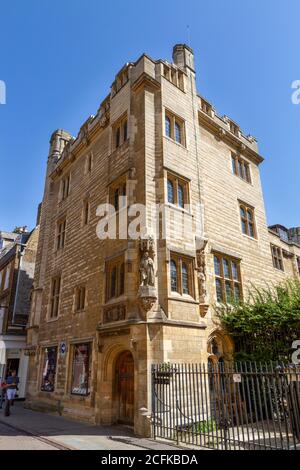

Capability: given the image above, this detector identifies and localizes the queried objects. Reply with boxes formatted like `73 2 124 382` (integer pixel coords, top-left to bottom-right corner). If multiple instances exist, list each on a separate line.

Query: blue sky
0 0 299 232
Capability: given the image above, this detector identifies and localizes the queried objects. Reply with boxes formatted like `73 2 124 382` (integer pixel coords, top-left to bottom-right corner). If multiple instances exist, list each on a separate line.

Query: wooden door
116 351 134 424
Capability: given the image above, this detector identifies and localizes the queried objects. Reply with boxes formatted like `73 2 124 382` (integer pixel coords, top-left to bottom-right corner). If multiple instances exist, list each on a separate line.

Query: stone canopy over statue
140 251 155 287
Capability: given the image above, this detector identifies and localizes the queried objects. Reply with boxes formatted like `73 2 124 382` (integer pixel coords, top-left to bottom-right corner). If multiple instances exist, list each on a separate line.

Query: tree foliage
215 280 300 361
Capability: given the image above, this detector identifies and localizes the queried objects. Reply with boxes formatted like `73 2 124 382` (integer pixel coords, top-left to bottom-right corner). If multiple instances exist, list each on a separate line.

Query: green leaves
215 280 300 361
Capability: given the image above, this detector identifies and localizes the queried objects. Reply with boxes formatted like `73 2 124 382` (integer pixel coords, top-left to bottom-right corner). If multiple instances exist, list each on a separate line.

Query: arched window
182 262 189 294
178 184 184 208
170 260 178 292
167 179 174 204
165 115 171 138
174 121 181 143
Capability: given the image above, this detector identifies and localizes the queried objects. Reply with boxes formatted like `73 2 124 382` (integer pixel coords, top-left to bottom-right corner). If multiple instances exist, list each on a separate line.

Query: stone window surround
112 112 129 151
48 274 62 321
85 151 93 175
40 345 58 393
74 285 86 313
70 342 92 397
164 108 186 147
60 173 71 201
213 252 243 303
165 169 190 211
231 152 252 184
0 261 12 293
168 251 195 299
238 200 257 239
82 198 90 226
105 254 125 302
108 175 127 213
162 63 185 92
271 244 284 271
56 217 67 251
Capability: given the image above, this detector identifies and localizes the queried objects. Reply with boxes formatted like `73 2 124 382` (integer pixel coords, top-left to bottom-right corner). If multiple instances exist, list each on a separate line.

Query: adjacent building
0 226 39 398
26 44 300 435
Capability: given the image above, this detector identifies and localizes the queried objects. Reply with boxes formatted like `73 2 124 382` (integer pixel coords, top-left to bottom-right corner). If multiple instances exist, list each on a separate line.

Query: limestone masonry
26 45 300 436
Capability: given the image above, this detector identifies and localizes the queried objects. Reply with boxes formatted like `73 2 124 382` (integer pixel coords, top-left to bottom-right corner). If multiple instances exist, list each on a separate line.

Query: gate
151 362 300 450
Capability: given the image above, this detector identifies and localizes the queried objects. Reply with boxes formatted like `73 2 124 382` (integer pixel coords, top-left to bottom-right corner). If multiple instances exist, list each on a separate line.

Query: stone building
26 45 300 435
0 226 39 398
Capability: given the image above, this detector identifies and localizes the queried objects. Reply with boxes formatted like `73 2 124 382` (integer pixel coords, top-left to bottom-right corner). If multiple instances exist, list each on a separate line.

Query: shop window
71 343 91 396
41 346 57 392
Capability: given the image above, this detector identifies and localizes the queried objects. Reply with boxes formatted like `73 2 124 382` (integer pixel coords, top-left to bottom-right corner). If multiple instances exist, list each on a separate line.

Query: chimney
172 44 195 72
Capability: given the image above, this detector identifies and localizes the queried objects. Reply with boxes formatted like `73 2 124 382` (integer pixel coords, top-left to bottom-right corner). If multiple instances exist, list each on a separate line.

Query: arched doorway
115 351 134 425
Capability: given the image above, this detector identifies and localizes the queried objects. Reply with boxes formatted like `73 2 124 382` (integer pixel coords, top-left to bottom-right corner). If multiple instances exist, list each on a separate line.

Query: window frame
166 172 189 208
40 346 58 392
105 256 125 302
231 153 252 184
271 244 284 271
169 253 194 297
164 110 185 146
85 152 93 174
213 253 242 303
113 114 128 150
70 342 92 396
61 174 71 200
56 218 66 250
109 178 127 213
74 285 86 312
239 202 257 239
83 199 90 226
49 275 61 319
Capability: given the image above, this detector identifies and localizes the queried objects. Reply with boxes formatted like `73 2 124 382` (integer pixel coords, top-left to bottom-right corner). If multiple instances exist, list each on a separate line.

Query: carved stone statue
140 251 155 287
197 265 206 298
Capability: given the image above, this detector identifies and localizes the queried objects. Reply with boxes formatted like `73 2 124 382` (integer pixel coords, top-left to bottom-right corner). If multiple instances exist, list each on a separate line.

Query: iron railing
151 362 300 450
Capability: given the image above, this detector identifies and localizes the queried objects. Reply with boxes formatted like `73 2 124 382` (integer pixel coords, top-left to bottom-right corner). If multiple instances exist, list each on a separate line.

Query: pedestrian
0 379 6 409
3 370 19 417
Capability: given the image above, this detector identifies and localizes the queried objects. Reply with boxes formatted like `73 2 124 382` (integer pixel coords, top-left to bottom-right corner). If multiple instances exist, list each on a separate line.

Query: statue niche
138 237 157 312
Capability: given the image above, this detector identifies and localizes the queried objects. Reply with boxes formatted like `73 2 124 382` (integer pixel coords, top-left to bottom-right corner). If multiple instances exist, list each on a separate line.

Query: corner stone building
26 45 300 435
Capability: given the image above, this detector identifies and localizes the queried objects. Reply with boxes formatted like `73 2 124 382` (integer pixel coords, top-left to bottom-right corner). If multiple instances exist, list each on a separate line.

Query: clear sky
0 0 299 232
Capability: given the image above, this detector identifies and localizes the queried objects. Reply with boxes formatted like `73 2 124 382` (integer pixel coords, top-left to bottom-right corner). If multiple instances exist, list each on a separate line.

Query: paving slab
0 402 181 451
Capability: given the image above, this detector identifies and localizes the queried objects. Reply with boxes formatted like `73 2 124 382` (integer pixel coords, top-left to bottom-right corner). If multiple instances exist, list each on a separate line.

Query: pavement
0 402 179 450
0 421 59 450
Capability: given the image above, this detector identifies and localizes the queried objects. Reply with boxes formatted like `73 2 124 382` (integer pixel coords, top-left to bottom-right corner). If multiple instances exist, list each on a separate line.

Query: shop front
0 336 29 399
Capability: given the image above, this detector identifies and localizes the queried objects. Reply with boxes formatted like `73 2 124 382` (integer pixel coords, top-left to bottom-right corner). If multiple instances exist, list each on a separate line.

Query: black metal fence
151 362 300 450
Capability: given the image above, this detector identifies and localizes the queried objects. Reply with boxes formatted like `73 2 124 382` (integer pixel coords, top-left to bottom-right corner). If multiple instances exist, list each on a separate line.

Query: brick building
26 45 300 435
0 226 39 398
